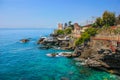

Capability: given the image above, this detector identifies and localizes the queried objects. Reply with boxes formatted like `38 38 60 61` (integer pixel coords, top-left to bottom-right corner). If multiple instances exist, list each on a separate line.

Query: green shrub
56 30 64 35
64 27 72 35
75 28 97 46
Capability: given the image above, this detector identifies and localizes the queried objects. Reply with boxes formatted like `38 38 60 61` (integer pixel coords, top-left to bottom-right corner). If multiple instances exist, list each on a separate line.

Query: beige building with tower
58 23 63 30
73 23 81 38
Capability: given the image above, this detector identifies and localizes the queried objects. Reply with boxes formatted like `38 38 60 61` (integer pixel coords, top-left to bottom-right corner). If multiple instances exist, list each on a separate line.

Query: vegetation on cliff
56 30 64 35
93 11 116 28
75 28 97 46
116 15 120 25
64 27 72 35
56 27 72 35
75 11 120 46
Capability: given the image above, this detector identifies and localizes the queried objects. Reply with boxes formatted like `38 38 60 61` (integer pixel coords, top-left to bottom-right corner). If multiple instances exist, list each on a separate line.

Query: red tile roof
111 26 117 30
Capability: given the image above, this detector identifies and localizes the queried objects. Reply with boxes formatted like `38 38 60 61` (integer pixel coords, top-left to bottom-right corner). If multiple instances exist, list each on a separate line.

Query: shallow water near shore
0 28 120 80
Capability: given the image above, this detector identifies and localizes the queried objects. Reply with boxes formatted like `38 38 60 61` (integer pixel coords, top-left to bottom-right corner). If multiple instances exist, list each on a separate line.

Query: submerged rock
38 46 52 49
75 62 86 66
74 58 85 62
46 53 59 57
61 77 69 80
59 52 80 58
46 52 76 58
20 39 29 43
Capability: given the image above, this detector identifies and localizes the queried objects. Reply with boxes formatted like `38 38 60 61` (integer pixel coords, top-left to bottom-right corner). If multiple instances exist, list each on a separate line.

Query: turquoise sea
0 28 120 80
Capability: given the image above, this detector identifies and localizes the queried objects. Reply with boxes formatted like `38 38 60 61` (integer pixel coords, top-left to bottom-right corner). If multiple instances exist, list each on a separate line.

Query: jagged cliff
73 26 120 75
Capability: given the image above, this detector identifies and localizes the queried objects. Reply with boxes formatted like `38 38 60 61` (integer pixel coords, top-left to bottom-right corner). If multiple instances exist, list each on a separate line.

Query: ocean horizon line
0 27 55 30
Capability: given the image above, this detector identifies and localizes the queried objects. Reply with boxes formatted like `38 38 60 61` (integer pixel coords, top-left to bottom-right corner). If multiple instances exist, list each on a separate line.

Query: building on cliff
58 23 63 30
81 24 92 32
73 23 81 38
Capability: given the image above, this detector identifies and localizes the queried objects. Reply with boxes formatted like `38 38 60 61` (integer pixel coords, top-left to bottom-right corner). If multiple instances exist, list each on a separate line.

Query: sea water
0 28 120 80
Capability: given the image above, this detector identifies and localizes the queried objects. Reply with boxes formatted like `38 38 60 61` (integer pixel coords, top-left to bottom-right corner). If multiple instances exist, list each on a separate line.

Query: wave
9 47 36 53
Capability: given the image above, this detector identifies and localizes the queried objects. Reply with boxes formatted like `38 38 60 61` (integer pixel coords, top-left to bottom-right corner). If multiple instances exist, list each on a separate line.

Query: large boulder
37 37 46 44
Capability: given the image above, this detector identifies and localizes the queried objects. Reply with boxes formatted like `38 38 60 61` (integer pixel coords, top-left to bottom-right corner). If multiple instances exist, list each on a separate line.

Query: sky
0 0 120 28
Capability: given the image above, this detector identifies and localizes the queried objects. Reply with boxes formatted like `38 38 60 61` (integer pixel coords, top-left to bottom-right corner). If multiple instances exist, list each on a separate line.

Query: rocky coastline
74 47 120 75
36 27 120 76
20 19 120 76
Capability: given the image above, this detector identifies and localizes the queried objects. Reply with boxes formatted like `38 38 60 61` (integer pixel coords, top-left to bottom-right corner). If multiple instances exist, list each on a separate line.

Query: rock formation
20 39 30 43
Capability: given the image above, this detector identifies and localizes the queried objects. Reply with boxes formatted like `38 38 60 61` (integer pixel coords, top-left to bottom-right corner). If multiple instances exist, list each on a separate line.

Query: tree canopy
116 15 120 25
102 11 116 27
93 11 116 28
95 17 103 28
64 27 72 35
68 21 72 26
56 27 72 35
56 30 64 35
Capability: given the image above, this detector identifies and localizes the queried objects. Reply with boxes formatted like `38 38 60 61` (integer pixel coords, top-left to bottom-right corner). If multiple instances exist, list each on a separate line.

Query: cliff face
101 53 120 69
78 40 120 75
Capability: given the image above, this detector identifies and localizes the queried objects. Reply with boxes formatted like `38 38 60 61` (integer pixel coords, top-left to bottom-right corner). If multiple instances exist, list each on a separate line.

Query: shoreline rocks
46 52 80 58
38 45 52 50
37 34 120 76
37 37 46 44
46 53 59 57
73 47 120 76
